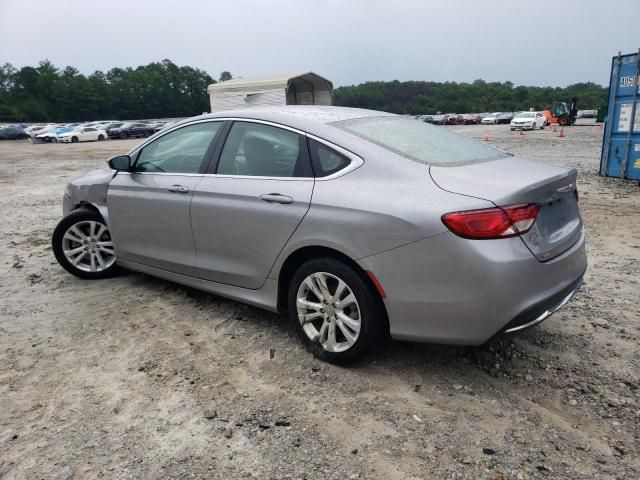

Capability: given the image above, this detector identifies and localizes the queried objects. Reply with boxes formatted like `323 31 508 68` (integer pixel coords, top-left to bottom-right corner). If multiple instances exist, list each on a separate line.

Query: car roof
184 106 396 129
127 106 399 158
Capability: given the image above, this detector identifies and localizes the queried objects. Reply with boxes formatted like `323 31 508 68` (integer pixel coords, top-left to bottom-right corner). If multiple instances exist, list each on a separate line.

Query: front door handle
168 185 190 193
259 193 293 204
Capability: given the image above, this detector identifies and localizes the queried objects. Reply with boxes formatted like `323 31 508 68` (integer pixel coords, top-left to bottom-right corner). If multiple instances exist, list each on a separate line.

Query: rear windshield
335 116 509 166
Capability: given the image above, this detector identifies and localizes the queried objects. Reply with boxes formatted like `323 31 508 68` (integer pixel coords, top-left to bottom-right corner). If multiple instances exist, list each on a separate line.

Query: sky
1 0 638 88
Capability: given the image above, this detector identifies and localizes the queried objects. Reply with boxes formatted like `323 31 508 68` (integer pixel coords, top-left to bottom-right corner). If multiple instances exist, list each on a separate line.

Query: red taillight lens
442 204 540 239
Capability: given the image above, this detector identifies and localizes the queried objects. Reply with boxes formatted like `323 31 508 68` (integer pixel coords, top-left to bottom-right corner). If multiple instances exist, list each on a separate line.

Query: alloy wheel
296 272 361 353
62 220 115 273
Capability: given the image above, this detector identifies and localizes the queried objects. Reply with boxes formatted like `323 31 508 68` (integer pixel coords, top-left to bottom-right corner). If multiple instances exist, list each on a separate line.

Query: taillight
442 204 540 239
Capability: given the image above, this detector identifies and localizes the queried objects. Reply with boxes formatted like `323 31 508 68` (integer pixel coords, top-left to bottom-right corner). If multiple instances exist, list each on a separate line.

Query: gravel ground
0 120 638 480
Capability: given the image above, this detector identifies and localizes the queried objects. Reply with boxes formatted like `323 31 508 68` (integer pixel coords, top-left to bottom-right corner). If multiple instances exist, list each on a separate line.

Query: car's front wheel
52 208 119 279
287 258 385 363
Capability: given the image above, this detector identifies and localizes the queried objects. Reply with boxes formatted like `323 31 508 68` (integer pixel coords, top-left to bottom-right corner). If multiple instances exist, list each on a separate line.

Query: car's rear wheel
50 137 57 143
52 208 119 280
98 134 104 141
287 258 385 363
71 136 79 143
120 132 128 139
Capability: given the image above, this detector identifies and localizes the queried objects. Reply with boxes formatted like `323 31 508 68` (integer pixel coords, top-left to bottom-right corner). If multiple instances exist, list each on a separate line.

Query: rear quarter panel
268 146 495 279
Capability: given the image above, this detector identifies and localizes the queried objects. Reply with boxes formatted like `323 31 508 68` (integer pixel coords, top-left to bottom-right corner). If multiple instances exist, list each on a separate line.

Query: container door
600 52 640 180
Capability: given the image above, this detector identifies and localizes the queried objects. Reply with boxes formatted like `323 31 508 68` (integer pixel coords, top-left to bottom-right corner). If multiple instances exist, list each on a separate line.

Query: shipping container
600 50 640 180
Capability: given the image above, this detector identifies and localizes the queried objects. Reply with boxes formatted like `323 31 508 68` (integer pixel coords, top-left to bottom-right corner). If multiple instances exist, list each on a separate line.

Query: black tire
287 257 385 363
50 137 57 143
52 208 120 280
144 130 152 137
71 136 79 143
120 132 128 139
98 134 104 141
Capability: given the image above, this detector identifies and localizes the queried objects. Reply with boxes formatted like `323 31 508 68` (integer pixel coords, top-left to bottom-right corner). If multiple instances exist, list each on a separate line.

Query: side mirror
108 155 132 171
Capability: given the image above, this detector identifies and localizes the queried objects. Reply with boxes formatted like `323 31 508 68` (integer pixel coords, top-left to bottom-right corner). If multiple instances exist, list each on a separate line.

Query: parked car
481 113 499 125
36 127 73 143
577 110 597 119
444 114 465 125
421 115 434 124
0 126 29 140
108 122 155 139
431 114 446 125
23 125 50 140
510 112 546 130
102 122 124 135
52 106 586 363
497 112 515 124
57 126 108 143
463 114 483 125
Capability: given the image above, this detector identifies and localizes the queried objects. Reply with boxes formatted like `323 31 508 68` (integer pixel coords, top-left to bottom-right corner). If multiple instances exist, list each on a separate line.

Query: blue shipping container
600 50 640 180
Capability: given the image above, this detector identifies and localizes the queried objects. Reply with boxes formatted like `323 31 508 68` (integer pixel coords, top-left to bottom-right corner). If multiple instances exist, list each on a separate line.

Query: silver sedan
52 106 587 362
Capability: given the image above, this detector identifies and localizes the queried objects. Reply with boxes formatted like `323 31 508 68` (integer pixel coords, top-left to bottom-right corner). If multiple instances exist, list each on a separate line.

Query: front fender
64 167 116 225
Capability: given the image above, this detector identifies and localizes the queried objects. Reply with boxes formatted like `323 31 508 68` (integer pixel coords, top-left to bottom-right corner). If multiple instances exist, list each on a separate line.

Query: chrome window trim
114 171 204 178
126 116 364 181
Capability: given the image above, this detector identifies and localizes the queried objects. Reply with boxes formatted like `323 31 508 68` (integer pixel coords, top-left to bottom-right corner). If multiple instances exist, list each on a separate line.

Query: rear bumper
484 273 583 343
357 229 587 345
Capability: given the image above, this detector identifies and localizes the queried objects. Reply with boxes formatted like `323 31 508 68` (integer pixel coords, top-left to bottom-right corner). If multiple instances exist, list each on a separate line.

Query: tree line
333 79 608 115
0 59 224 122
0 59 608 122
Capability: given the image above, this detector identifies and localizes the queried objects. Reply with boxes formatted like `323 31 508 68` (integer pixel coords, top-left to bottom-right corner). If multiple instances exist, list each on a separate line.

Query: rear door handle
259 193 293 204
168 185 190 193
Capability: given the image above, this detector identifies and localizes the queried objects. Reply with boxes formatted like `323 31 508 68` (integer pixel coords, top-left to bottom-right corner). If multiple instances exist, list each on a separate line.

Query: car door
107 120 225 276
191 120 314 289
82 127 96 141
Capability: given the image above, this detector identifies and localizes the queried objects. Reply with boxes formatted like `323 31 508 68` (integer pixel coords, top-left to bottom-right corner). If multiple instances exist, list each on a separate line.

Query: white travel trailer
207 72 333 112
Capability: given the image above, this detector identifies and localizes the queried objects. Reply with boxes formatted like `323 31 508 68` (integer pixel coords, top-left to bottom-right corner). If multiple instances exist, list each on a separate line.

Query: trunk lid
430 156 582 261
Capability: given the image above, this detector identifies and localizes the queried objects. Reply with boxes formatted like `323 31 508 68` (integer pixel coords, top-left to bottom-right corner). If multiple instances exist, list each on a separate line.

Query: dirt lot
0 121 638 480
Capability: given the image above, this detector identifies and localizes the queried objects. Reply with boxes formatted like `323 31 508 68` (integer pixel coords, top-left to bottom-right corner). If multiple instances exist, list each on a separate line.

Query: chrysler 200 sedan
52 106 587 362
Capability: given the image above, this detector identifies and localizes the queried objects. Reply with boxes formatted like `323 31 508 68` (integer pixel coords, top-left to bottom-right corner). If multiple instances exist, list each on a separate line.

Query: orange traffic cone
559 127 565 138
519 129 526 136
482 133 490 142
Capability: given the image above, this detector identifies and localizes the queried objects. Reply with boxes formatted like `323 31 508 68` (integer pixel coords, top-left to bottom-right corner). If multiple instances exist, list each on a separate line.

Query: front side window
335 116 509 166
216 121 310 177
134 122 222 174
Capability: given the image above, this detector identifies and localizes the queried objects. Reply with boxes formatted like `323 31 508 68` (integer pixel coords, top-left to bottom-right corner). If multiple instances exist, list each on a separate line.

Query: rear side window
307 138 350 177
335 116 509 166
216 121 312 177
